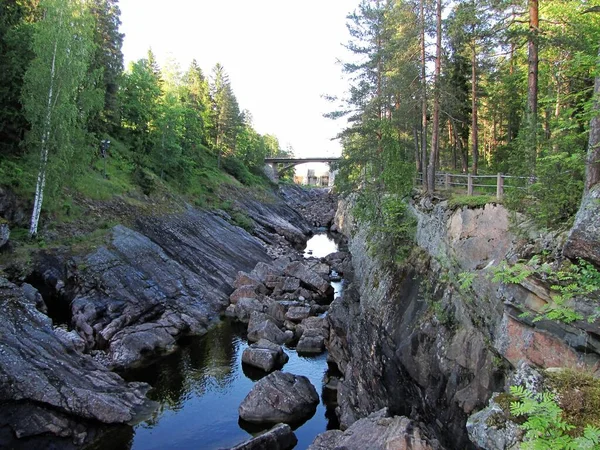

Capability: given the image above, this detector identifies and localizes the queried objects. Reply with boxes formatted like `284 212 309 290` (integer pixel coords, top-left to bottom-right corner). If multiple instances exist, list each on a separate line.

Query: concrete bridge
264 157 340 182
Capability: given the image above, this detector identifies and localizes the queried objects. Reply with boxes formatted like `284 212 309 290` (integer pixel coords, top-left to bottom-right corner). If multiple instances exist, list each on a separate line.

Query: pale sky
118 0 360 159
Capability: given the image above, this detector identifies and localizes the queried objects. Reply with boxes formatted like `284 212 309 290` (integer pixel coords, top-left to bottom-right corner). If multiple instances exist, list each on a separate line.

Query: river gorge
0 185 599 450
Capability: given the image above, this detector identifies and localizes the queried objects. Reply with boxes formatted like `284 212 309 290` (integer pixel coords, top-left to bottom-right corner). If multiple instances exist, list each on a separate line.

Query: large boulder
239 371 319 424
308 409 438 450
564 184 600 266
284 261 333 297
297 316 329 354
233 297 267 323
285 306 312 322
242 339 289 372
229 423 297 450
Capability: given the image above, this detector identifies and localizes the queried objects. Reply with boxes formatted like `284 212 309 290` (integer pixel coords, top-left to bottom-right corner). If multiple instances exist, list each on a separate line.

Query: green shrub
491 256 600 324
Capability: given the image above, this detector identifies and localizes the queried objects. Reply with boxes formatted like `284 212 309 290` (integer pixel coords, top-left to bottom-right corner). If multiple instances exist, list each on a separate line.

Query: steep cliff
327 197 600 449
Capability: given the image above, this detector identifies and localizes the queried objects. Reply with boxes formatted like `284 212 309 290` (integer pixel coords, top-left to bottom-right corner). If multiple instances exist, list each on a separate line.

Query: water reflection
303 233 339 258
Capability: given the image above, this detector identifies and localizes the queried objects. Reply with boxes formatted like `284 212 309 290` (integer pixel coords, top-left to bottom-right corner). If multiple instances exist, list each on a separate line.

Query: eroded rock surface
69 209 272 369
0 278 153 445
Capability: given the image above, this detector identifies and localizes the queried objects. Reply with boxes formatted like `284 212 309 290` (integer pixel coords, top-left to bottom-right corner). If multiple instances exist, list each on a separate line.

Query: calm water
110 233 342 450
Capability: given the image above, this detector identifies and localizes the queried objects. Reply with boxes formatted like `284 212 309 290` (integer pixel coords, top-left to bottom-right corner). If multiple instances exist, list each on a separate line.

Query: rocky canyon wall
327 196 600 449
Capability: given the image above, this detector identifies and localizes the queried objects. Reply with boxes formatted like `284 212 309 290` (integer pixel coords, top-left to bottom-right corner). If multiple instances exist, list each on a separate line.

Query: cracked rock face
0 277 153 445
238 371 319 424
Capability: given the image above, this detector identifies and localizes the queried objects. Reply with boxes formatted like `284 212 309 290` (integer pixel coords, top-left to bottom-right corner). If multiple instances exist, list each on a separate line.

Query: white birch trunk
29 39 58 237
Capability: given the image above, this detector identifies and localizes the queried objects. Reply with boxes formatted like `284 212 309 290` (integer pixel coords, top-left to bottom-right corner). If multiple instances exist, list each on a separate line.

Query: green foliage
354 191 417 265
458 271 476 290
505 152 585 228
491 256 600 324
509 385 600 450
230 211 254 232
448 195 497 210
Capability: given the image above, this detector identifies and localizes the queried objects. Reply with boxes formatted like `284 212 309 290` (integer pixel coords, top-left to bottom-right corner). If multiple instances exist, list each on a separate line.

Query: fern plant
509 385 600 450
491 257 600 324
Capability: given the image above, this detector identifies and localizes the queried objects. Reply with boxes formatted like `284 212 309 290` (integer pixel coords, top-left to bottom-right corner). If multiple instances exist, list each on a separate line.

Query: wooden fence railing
416 172 533 200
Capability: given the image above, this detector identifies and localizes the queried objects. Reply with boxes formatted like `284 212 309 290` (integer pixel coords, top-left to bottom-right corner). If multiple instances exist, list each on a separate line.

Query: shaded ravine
94 232 343 450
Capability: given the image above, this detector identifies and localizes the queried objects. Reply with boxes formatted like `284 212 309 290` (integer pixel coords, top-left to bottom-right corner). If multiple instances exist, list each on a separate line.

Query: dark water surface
115 233 341 450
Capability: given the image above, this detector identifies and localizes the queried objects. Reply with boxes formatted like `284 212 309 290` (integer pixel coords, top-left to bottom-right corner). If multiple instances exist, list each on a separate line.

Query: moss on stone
546 368 600 436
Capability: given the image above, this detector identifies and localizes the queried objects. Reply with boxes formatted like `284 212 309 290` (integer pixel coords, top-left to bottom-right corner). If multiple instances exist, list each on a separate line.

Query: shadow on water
93 232 344 450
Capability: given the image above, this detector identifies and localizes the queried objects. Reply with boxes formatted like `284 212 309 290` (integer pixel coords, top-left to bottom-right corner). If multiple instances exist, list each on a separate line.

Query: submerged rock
0 278 154 444
239 371 319 424
308 409 439 450
229 423 297 450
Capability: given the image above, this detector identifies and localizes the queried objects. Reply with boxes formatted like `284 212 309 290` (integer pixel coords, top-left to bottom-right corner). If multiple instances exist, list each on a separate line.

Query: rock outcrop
308 409 439 450
0 220 8 249
278 185 337 228
0 278 153 446
238 371 319 424
68 209 272 370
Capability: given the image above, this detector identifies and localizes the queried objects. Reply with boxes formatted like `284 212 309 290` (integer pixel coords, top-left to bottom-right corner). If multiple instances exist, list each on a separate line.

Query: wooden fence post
445 173 450 190
496 173 504 200
467 173 473 196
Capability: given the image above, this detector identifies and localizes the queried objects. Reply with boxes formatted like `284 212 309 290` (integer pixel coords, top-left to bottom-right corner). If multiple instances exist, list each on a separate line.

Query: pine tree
88 0 124 133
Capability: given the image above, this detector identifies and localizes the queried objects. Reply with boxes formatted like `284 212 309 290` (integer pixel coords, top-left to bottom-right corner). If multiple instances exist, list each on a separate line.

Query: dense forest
332 0 600 231
2 0 600 241
0 0 291 237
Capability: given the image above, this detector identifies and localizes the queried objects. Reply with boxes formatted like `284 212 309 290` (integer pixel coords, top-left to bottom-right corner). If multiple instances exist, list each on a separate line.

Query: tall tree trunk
471 44 479 175
414 124 421 173
29 39 58 238
527 0 539 167
427 0 442 193
585 47 600 194
420 0 428 188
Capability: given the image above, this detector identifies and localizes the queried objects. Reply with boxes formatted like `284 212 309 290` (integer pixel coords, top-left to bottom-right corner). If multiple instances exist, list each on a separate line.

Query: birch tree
22 0 96 236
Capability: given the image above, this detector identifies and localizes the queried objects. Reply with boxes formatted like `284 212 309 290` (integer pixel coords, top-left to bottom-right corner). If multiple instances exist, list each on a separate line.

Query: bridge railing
415 172 534 199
